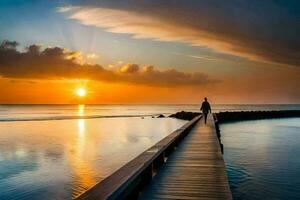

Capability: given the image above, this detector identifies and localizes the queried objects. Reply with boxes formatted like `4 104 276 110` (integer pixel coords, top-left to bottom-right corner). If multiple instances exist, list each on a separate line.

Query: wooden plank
139 114 232 200
75 116 202 200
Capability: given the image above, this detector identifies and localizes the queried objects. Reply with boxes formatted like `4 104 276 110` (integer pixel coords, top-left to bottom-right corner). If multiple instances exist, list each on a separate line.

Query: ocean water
1 104 300 122
0 110 186 199
221 118 300 200
0 104 300 200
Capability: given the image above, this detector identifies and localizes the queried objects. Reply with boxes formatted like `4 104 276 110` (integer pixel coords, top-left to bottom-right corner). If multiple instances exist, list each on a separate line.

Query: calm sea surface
0 104 300 199
221 118 300 200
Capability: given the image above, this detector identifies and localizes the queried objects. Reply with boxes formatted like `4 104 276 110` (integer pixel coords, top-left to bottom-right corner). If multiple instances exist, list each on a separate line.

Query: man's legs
204 113 208 124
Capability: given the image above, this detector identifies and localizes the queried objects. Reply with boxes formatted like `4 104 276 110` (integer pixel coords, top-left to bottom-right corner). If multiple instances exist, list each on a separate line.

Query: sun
76 88 86 97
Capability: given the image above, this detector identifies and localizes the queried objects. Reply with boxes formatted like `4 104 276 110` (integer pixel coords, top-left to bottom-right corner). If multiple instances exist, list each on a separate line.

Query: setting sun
76 88 86 97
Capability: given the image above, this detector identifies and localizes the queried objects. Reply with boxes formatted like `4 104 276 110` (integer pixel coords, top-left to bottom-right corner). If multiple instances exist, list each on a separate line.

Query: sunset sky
0 0 300 104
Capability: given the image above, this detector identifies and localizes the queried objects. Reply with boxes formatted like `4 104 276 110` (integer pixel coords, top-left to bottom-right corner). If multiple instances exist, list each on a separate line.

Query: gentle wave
0 114 164 122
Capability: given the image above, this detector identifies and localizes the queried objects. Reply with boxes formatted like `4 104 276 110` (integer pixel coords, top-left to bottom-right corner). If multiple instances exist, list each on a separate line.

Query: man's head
204 97 208 101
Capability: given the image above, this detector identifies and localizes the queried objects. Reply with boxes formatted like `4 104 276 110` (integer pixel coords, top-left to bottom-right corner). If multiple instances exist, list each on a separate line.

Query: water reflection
68 118 97 199
221 118 300 200
77 105 85 116
0 117 186 199
78 119 85 138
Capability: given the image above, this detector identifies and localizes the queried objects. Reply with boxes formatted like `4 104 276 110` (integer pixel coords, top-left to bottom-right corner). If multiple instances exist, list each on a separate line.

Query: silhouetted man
200 97 211 124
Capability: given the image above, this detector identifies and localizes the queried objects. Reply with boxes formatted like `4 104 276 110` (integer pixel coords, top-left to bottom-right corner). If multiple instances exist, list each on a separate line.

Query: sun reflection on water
67 116 97 199
78 119 85 138
78 105 85 116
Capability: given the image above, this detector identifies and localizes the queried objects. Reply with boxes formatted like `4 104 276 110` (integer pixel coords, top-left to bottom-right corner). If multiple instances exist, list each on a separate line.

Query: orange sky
1 66 299 104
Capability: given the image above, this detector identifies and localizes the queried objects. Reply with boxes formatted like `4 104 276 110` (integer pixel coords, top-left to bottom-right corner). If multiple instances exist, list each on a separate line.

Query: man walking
200 97 211 124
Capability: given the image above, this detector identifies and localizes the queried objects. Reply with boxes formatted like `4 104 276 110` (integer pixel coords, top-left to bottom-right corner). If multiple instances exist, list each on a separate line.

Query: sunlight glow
76 88 86 97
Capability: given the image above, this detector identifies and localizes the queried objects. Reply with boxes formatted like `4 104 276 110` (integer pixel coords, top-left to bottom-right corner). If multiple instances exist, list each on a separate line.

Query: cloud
58 1 300 67
0 40 216 86
119 64 139 74
86 53 99 59
56 5 79 13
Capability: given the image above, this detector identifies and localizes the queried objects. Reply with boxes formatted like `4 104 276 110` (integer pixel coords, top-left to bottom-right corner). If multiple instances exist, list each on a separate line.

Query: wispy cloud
56 5 78 13
57 1 300 68
86 53 99 60
172 52 248 65
172 52 218 62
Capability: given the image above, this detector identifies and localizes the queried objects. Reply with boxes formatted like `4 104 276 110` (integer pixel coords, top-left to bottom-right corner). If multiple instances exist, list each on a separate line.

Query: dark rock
157 114 165 118
216 110 300 123
169 111 200 120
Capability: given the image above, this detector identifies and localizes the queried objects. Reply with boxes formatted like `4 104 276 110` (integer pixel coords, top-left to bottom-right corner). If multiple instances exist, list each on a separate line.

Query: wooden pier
139 114 232 199
76 114 232 200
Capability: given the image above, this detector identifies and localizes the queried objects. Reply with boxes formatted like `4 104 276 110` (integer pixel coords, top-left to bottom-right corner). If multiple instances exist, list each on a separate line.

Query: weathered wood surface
139 114 232 200
76 116 202 200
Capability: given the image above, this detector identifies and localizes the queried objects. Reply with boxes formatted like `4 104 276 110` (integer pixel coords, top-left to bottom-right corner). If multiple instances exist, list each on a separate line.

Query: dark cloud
1 40 19 49
0 40 216 86
59 0 300 67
